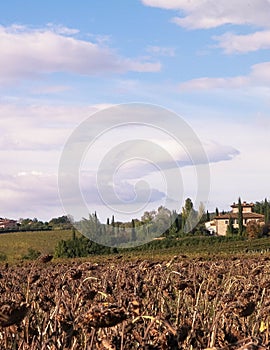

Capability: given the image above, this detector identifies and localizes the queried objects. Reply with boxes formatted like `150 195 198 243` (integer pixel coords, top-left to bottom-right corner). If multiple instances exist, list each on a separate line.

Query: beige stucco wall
216 220 228 236
232 206 253 214
216 218 262 236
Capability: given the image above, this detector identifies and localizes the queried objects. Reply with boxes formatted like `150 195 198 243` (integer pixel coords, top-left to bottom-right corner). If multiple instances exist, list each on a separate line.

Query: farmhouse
0 218 18 230
205 220 217 235
215 202 264 236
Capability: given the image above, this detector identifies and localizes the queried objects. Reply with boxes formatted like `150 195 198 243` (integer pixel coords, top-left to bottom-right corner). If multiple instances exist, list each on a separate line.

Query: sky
0 0 270 222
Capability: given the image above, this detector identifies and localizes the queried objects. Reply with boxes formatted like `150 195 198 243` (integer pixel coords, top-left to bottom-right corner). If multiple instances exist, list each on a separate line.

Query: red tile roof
215 212 264 220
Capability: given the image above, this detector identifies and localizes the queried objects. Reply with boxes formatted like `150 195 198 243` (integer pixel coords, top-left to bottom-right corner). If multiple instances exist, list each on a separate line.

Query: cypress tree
111 215 115 236
206 210 210 222
215 207 219 216
72 228 76 241
131 219 136 241
175 215 180 231
94 212 98 237
227 216 234 236
264 198 269 224
238 197 243 236
182 198 195 233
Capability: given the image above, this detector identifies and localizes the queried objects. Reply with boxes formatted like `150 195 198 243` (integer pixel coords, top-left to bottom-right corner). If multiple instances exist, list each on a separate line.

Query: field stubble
0 254 270 349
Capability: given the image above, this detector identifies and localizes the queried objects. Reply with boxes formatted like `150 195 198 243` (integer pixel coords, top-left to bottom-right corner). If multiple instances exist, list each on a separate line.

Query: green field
0 229 75 262
1 229 270 263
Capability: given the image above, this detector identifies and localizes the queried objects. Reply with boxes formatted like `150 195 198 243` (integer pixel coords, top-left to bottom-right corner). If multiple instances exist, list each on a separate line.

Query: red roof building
215 202 264 236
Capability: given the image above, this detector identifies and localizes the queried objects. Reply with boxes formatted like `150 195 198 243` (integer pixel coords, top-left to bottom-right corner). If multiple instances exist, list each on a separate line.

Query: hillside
0 229 75 262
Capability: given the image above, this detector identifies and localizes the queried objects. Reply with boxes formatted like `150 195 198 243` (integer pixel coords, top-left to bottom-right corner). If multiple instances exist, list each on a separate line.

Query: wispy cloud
146 45 175 56
0 24 161 84
0 99 240 220
31 85 72 95
0 171 61 220
141 0 270 29
179 61 270 91
179 76 249 91
214 30 270 54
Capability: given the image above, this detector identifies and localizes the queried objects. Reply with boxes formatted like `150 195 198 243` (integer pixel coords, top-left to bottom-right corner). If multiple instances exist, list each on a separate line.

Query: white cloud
179 61 270 91
141 0 270 29
0 25 161 84
179 76 249 91
146 45 175 56
0 102 114 182
46 23 80 35
0 172 61 220
0 103 101 152
214 30 270 54
31 85 72 94
195 117 270 212
0 100 241 220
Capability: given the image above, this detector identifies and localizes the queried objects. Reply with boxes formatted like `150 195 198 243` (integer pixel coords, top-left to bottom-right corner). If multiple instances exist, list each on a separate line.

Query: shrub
22 248 41 260
0 252 7 261
54 236 113 258
246 220 262 239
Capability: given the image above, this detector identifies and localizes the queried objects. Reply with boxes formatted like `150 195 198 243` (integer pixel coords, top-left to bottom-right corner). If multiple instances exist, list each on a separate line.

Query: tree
226 216 234 236
72 228 76 241
49 215 72 229
54 236 112 258
141 210 156 224
254 201 264 214
131 219 136 241
154 206 172 235
246 220 262 239
215 207 219 216
254 199 270 218
182 198 197 233
264 198 269 224
238 197 244 236
206 210 210 222
168 210 179 236
262 223 270 236
198 202 206 223
111 215 115 236
76 213 105 243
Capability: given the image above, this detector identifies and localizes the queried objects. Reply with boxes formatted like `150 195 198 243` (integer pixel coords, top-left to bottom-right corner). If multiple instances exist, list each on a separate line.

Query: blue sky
0 0 270 221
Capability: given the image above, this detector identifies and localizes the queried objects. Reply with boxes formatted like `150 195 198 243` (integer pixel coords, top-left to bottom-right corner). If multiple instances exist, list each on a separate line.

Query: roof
231 201 254 208
215 212 264 220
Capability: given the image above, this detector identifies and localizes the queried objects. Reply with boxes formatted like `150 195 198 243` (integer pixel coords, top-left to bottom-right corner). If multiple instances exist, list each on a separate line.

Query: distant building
215 202 264 236
204 220 217 235
0 218 18 230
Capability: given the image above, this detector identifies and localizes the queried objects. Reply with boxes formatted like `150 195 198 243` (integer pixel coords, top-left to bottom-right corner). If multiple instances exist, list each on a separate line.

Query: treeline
0 216 72 233
253 198 270 223
54 230 115 258
72 198 211 247
54 197 270 258
54 198 212 257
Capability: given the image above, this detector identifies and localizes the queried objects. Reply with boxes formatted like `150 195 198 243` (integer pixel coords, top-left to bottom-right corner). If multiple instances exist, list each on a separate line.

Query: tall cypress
238 197 243 236
264 198 269 224
111 215 115 236
131 219 136 241
227 216 234 236
94 212 98 237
